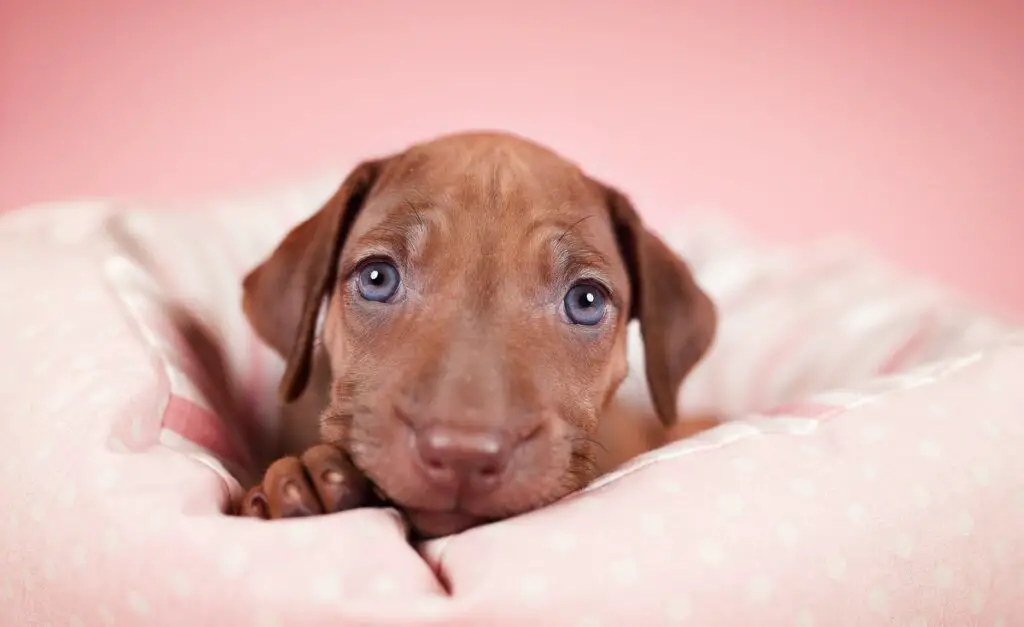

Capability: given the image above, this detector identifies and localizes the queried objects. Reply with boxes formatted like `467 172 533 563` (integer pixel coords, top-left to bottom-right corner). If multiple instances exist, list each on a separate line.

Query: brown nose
414 426 511 494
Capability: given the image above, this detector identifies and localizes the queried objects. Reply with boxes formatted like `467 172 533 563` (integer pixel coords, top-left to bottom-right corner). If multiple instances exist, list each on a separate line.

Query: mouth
404 508 490 539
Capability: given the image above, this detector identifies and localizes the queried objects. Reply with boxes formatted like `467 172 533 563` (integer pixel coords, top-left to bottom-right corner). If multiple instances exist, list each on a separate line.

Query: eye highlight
563 282 608 326
356 260 400 302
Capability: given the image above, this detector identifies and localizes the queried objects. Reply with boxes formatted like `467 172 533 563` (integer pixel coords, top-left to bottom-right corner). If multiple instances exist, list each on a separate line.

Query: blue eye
356 261 400 302
564 282 607 326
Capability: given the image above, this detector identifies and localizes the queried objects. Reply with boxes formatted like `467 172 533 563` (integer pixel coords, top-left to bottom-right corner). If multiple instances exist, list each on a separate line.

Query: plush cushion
1 178 1022 627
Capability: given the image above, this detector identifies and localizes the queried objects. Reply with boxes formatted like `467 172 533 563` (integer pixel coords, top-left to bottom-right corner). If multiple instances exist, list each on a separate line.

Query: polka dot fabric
1 177 1022 626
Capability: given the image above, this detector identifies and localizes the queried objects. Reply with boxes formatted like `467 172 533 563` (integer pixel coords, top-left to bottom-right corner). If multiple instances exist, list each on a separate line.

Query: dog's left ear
599 182 717 426
242 159 388 403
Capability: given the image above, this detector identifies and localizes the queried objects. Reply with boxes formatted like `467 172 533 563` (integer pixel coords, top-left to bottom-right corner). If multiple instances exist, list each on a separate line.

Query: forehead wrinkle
554 238 614 282
522 217 615 287
345 196 437 265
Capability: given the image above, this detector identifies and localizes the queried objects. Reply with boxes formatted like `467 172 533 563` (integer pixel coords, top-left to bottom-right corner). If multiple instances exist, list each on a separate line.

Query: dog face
243 131 716 537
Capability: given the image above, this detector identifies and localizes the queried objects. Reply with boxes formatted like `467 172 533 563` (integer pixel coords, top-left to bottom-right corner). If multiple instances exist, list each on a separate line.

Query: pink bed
2 174 1022 626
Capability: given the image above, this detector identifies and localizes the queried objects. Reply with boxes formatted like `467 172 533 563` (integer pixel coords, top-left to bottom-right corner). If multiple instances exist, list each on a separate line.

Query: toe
301 444 370 513
263 457 324 518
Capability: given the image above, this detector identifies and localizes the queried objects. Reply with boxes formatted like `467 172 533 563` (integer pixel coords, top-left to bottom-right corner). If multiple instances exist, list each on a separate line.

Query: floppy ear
242 160 385 404
601 183 717 426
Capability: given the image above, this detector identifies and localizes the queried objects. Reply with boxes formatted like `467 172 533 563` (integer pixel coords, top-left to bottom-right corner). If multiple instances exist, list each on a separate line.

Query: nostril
477 463 499 479
413 426 511 488
426 458 446 471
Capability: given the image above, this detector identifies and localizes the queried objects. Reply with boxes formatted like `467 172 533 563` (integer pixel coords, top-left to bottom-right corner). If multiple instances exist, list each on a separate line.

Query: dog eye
563 282 607 326
356 260 400 302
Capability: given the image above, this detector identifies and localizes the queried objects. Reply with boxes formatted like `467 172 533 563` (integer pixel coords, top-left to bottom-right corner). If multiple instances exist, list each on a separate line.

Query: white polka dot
32 444 52 463
797 442 824 459
97 605 115 626
252 612 284 627
655 477 683 495
57 484 78 509
867 587 888 613
934 564 955 589
697 540 725 567
908 617 928 627
102 528 119 553
846 504 867 526
168 571 194 598
611 559 639 587
746 574 773 603
911 486 932 509
572 614 606 627
131 416 147 443
21 568 33 593
794 609 816 627
790 478 817 498
776 521 798 549
972 464 994 487
127 589 150 615
981 417 1002 439
283 523 316 548
515 575 548 606
860 424 886 443
639 512 666 537
716 493 745 516
69 544 88 569
950 476 970 496
731 456 755 475
410 596 448 616
665 597 693 623
970 590 987 615
859 464 879 482
0 576 12 601
41 559 57 582
545 529 579 553
825 555 846 580
994 618 1006 627
893 533 914 559
311 573 344 603
991 540 1010 566
918 440 943 460
29 501 45 523
953 512 975 537
371 575 398 596
68 614 85 627
93 467 119 492
219 544 249 579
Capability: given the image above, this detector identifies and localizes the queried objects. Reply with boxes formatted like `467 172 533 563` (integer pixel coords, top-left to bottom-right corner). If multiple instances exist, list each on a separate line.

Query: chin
404 509 491 539
343 416 596 538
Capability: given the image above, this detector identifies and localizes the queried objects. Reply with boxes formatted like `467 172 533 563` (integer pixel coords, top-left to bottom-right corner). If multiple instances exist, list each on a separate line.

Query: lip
405 508 488 539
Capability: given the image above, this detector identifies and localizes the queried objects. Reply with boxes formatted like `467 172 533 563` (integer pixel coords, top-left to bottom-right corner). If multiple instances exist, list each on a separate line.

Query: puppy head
243 131 715 537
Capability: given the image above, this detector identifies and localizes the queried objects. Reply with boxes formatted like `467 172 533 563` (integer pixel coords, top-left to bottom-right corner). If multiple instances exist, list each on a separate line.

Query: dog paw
237 444 371 519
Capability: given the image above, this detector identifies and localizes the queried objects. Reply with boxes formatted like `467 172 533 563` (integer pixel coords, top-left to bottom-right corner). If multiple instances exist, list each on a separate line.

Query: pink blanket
1 181 1022 627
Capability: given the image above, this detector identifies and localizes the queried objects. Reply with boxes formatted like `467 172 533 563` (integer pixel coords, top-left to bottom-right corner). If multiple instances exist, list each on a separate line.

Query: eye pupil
357 261 400 302
564 283 607 326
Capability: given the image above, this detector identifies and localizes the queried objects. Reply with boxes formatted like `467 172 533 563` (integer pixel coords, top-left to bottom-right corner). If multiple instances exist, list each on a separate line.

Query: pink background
1 0 1022 314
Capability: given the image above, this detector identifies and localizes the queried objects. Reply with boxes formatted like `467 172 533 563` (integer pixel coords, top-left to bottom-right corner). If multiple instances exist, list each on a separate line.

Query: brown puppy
237 131 717 538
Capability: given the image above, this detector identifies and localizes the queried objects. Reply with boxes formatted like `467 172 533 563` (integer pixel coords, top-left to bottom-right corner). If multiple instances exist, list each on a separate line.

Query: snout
412 425 514 497
341 393 581 537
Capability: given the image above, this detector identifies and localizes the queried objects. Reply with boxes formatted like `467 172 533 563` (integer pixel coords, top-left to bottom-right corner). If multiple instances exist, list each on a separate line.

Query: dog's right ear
242 159 386 404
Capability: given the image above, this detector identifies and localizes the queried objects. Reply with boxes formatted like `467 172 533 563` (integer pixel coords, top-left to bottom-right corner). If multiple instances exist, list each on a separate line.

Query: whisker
556 215 594 245
569 435 608 453
345 436 383 452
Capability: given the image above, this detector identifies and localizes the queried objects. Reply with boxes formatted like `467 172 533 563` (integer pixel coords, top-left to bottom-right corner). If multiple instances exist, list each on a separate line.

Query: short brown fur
237 131 717 538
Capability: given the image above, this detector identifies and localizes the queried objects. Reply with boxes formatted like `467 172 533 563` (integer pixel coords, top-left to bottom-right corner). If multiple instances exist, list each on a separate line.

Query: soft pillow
1 181 1021 627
